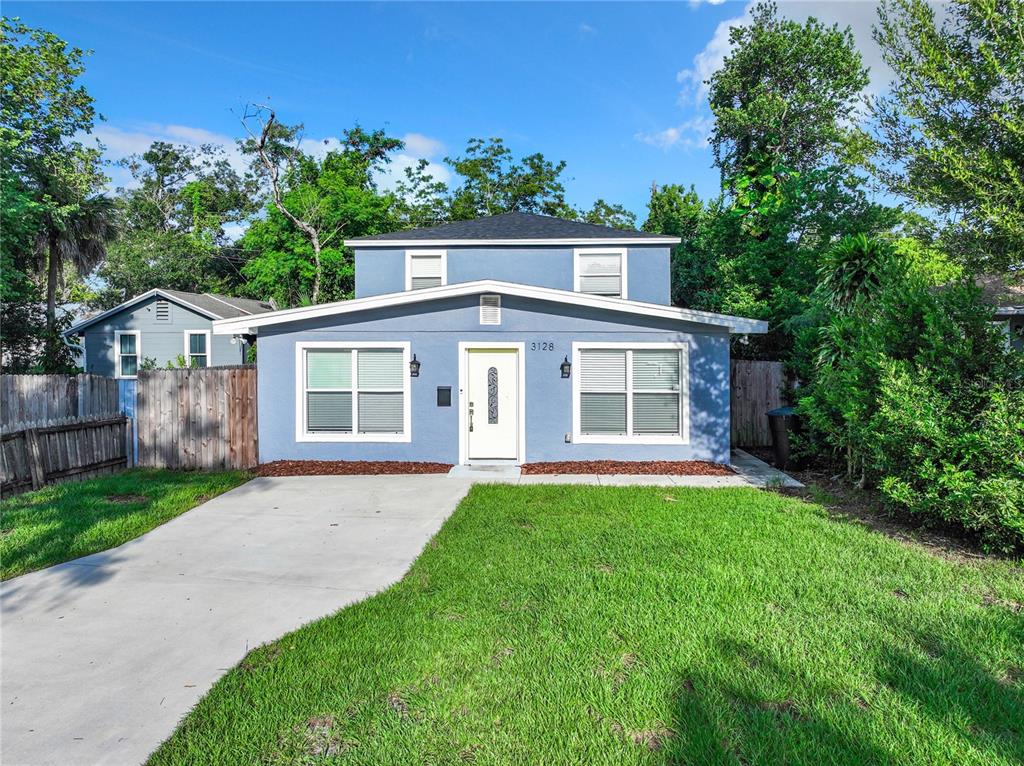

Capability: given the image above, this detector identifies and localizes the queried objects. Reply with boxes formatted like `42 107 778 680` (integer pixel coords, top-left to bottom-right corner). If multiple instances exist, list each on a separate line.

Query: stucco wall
256 294 731 464
80 295 245 377
354 245 672 304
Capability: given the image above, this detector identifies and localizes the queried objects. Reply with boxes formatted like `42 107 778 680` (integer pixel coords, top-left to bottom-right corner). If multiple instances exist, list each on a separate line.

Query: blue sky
7 1 886 223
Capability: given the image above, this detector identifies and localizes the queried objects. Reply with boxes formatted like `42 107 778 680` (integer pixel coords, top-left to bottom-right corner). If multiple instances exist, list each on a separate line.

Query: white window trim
573 247 628 299
183 330 212 368
114 330 141 379
571 341 689 445
294 341 412 443
457 342 526 465
405 249 448 291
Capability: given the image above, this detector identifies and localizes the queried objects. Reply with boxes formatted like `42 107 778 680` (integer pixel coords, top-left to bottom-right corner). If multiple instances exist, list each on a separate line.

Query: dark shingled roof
347 211 677 243
161 290 276 319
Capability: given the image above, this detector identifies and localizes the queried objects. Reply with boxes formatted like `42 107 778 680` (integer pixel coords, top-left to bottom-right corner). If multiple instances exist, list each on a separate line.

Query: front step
447 464 522 479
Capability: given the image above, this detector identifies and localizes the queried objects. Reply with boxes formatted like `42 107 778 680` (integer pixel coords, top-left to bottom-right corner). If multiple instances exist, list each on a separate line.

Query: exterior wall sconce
409 354 421 377
560 356 571 378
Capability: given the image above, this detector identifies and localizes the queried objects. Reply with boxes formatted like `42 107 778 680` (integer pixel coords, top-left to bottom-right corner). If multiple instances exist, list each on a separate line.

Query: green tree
99 141 255 306
576 199 637 230
679 2 897 359
642 184 713 307
873 0 1024 273
0 18 113 370
445 138 570 219
393 158 449 229
239 110 401 307
816 234 893 313
709 1 871 180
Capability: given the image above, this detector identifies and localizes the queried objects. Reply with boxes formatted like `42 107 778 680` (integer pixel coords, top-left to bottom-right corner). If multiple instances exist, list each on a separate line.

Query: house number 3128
530 342 555 351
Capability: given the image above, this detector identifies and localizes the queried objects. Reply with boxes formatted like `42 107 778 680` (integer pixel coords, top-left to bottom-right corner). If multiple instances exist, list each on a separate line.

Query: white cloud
678 1 893 105
90 123 247 188
92 122 451 197
579 22 598 36
635 116 713 151
375 132 451 191
677 7 751 104
402 132 445 158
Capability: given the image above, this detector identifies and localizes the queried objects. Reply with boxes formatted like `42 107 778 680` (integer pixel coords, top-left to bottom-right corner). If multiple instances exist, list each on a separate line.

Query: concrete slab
1 475 473 766
730 449 804 488
447 464 521 480
598 475 680 486
517 474 602 485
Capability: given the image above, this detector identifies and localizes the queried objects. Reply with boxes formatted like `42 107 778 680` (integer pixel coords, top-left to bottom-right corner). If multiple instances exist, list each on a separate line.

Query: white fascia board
344 237 681 247
212 280 768 336
64 288 223 336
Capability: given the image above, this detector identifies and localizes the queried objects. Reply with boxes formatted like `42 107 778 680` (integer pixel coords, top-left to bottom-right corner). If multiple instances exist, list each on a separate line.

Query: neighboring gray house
65 289 274 378
978 274 1024 352
213 213 767 466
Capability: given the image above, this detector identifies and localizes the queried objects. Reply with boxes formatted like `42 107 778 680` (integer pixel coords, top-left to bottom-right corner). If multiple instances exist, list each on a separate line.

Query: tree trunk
45 232 59 337
311 238 322 304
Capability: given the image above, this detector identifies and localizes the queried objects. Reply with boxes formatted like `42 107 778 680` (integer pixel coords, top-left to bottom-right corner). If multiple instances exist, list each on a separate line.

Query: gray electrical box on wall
437 387 452 407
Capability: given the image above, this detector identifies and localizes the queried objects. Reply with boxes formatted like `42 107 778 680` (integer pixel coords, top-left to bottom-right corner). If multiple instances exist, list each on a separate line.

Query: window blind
410 254 443 290
578 253 622 297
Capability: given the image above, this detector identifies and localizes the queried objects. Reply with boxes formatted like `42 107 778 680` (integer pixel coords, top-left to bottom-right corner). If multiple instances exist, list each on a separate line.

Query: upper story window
184 331 210 368
405 250 447 291
115 330 140 379
574 248 627 299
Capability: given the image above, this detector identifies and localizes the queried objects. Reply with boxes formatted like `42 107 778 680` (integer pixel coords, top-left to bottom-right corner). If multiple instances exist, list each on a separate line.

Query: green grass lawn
1 468 249 579
150 484 1023 766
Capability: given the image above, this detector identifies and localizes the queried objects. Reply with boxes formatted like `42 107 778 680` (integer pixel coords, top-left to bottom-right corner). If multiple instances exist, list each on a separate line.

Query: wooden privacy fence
136 366 258 470
730 359 786 448
1 374 120 426
1 415 132 495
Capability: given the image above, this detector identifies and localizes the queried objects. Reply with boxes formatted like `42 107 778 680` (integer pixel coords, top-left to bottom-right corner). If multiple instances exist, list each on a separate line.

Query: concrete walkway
449 449 803 488
0 475 473 766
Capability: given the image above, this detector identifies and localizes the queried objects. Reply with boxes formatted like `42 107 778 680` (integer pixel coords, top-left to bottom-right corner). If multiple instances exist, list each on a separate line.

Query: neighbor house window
574 248 627 298
185 331 210 368
574 343 687 443
114 331 140 379
298 343 410 441
406 250 447 290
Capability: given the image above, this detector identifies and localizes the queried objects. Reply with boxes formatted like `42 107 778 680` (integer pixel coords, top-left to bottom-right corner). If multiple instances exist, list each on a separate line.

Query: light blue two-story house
65 289 274 378
213 212 767 466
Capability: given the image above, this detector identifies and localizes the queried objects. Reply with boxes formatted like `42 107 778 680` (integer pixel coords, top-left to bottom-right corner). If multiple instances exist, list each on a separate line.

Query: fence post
124 417 134 469
24 428 45 490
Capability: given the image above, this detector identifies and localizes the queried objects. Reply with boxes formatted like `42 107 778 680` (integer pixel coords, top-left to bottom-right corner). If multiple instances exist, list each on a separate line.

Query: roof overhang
344 237 681 247
994 306 1024 317
212 280 768 336
63 289 222 336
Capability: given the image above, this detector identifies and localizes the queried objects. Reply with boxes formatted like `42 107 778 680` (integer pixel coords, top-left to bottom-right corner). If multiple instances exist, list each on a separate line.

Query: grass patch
1 469 249 579
150 485 1023 765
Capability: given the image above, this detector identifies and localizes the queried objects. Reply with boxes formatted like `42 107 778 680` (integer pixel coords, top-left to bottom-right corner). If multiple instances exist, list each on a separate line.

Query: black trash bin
766 406 800 469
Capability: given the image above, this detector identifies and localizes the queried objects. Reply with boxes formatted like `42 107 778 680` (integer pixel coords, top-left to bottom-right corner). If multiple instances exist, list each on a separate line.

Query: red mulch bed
520 460 735 475
256 460 453 477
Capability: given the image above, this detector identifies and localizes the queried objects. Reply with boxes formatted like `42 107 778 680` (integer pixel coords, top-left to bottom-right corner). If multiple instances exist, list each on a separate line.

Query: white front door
466 348 519 460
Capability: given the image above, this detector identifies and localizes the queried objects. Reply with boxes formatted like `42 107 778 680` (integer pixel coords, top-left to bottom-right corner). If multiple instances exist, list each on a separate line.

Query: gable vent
479 295 501 325
155 300 171 321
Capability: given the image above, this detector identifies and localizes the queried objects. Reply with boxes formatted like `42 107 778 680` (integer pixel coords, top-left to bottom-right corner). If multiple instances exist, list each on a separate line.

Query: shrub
799 263 1024 551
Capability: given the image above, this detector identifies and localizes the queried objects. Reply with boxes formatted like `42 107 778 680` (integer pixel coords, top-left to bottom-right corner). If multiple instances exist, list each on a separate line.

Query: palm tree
35 194 117 363
817 234 892 312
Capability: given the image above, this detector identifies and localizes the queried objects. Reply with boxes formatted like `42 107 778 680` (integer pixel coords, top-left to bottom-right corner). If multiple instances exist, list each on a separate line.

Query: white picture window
406 250 447 290
297 343 411 442
574 248 627 298
184 331 210 368
114 331 140 379
573 343 688 444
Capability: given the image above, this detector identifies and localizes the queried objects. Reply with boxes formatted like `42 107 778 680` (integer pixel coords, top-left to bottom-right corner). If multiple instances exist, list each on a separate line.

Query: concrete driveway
1 475 473 766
